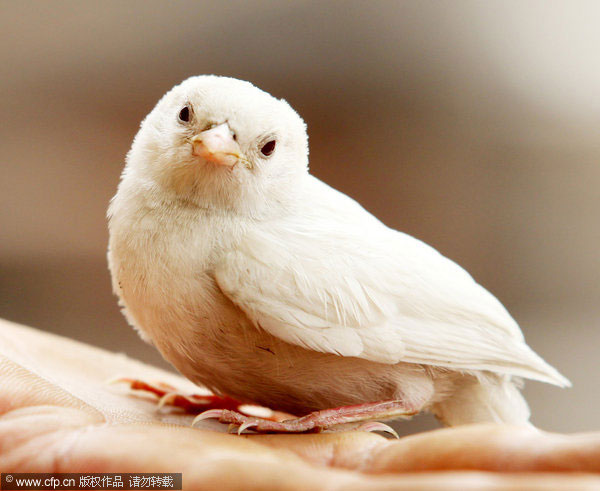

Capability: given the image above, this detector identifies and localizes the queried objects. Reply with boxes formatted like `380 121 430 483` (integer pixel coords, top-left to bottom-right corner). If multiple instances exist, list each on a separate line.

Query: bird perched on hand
107 75 569 434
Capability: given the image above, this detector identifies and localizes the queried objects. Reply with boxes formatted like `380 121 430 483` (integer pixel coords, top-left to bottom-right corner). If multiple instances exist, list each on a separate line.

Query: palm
0 319 598 489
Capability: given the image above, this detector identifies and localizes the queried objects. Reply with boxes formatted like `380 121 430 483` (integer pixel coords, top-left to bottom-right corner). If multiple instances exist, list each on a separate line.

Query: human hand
1 319 598 489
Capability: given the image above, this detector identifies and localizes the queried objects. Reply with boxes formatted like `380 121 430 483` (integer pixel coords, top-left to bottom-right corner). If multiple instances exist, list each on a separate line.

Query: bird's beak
190 123 248 168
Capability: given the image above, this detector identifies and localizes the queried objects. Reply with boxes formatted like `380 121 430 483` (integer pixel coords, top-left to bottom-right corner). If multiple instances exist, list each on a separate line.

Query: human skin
0 318 598 490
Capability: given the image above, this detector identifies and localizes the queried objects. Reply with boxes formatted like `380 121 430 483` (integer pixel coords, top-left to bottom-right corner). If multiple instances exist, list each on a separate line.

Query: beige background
1 1 598 434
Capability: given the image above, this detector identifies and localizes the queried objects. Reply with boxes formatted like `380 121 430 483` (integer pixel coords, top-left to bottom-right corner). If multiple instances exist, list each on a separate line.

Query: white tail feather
432 374 531 426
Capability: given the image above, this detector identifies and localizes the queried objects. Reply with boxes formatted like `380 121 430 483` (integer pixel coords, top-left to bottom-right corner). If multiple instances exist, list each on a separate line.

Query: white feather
216 176 570 387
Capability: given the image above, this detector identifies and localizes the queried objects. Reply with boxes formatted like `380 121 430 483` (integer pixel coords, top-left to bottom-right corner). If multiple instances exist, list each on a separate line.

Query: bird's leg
114 379 408 436
111 378 251 414
194 399 414 437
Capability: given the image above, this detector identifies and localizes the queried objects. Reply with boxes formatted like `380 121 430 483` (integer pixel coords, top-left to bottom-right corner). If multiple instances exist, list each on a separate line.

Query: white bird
108 75 569 433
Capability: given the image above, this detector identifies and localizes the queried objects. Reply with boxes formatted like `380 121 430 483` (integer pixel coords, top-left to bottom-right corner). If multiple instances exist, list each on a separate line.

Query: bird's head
125 75 309 216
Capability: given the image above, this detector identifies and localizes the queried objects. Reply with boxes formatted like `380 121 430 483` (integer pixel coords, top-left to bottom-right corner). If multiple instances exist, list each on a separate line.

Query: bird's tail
431 373 531 426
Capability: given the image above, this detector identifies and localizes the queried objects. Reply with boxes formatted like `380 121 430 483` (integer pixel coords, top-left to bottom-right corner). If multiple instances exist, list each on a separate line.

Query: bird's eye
260 140 276 157
178 105 191 123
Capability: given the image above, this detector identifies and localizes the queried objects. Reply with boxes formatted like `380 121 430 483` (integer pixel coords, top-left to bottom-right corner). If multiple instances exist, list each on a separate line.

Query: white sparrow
108 76 569 433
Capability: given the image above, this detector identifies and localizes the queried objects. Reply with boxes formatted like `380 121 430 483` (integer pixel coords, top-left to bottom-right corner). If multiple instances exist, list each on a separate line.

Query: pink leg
112 378 263 415
194 400 414 437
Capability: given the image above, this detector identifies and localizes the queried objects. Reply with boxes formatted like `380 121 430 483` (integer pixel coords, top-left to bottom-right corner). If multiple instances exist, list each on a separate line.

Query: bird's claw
106 376 136 386
356 421 400 439
192 409 228 426
237 420 259 435
157 393 178 410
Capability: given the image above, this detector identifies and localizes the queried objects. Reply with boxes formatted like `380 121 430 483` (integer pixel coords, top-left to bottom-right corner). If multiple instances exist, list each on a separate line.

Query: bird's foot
111 377 253 414
193 400 414 438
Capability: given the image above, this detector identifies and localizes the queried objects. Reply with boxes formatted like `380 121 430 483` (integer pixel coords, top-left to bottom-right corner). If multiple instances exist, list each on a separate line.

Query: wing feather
215 177 569 386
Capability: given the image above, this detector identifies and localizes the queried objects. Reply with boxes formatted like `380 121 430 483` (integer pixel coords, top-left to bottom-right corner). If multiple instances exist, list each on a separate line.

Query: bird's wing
215 178 569 386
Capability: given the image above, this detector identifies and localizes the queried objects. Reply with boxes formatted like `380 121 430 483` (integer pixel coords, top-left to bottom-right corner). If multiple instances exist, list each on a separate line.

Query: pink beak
191 123 244 167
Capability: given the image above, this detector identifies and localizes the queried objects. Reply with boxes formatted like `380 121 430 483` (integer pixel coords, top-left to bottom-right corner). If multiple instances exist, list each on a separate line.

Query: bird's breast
108 202 241 350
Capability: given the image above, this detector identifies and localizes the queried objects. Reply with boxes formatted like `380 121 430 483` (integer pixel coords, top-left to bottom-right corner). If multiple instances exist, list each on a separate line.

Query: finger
365 424 600 473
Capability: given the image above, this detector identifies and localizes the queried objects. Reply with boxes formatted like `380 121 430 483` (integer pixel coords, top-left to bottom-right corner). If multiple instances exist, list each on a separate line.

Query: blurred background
1 1 598 434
